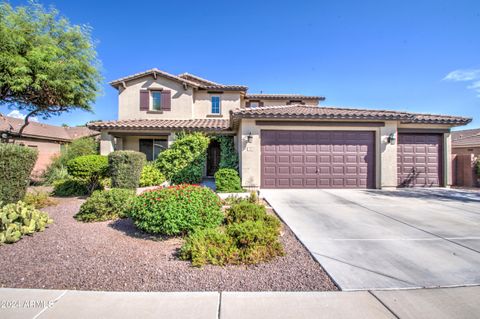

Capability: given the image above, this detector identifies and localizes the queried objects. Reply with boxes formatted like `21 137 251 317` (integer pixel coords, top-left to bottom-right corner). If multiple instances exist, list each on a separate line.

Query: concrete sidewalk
1 286 479 319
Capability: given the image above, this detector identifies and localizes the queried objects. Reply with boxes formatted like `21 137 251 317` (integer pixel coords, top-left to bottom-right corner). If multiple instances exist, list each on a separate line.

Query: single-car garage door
261 130 375 188
397 133 443 187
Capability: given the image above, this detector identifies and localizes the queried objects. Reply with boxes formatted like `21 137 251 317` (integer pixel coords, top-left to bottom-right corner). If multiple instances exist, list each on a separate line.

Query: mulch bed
0 197 337 292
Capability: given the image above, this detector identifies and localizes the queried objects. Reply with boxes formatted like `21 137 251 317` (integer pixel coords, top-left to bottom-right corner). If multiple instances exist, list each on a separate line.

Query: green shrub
0 201 53 244
43 137 97 184
0 144 38 204
53 178 90 197
216 135 239 170
23 191 57 208
75 188 135 222
476 160 480 176
179 228 237 267
156 133 210 184
180 200 284 267
128 184 223 235
108 151 146 189
226 220 284 264
223 192 258 206
215 168 243 192
139 163 165 187
67 155 108 194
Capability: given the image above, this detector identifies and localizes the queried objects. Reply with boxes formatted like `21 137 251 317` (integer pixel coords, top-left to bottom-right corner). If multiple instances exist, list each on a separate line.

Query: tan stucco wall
13 138 62 176
193 91 241 118
118 76 194 120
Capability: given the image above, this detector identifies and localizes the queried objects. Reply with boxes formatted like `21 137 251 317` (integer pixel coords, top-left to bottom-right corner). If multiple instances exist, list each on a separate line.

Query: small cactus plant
0 201 53 245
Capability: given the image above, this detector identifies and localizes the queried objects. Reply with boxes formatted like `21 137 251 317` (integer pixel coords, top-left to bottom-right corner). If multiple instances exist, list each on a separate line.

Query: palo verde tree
0 1 102 134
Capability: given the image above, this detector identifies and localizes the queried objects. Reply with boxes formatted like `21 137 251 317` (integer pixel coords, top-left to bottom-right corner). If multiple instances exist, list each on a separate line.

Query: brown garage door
397 133 443 187
261 130 375 188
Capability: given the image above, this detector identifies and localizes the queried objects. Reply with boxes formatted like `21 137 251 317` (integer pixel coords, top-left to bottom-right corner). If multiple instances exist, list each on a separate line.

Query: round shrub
128 184 223 235
53 178 90 197
476 160 480 176
0 144 38 204
75 188 135 222
215 168 243 193
67 155 108 194
139 163 165 187
108 151 146 189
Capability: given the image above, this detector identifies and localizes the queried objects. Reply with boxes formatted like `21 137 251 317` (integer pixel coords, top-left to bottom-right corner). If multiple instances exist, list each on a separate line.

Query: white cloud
443 69 480 82
7 110 38 122
443 68 480 96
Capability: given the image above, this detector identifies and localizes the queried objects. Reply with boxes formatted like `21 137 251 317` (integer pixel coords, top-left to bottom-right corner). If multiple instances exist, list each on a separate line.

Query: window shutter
259 101 264 107
246 101 250 107
140 90 149 111
162 90 171 111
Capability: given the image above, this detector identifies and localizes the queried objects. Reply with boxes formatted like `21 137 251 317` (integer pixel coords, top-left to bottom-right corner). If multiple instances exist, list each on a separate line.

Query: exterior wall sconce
247 132 253 143
387 132 396 145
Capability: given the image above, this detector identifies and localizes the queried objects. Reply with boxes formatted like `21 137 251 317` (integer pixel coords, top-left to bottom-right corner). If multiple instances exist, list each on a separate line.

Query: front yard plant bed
0 197 337 291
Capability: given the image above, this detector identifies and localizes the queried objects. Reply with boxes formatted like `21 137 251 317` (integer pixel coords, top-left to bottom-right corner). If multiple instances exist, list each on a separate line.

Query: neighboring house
88 68 471 189
0 115 99 176
452 128 480 156
451 128 480 187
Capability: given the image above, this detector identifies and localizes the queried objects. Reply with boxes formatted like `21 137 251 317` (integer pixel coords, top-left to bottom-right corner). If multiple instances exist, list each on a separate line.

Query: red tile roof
245 94 325 100
88 119 231 131
452 128 480 147
231 105 471 125
0 115 99 141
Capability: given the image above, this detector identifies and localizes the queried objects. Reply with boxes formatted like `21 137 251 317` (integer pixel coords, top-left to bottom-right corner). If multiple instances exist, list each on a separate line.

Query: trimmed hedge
215 168 243 192
156 133 210 184
53 178 90 197
128 184 223 235
0 201 53 244
108 151 146 189
67 155 108 194
0 144 38 204
139 163 165 187
75 188 135 222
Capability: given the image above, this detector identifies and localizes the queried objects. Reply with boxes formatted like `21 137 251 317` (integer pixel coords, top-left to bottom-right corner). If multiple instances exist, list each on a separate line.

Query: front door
207 140 221 176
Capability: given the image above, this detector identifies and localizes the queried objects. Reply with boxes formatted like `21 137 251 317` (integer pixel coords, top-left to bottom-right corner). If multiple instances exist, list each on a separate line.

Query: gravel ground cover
0 197 337 292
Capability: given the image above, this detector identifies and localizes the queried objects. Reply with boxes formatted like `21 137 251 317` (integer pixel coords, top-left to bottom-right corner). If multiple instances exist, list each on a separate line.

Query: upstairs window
250 101 259 108
151 91 162 111
211 96 221 114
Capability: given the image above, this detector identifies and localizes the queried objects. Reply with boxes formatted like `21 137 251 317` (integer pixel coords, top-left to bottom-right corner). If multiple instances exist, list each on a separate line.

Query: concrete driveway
262 188 480 291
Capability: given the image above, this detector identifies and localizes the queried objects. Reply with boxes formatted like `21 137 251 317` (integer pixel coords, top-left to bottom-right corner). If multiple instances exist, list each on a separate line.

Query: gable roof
109 68 200 89
231 105 471 125
452 128 480 147
0 115 99 142
177 73 221 86
245 94 325 101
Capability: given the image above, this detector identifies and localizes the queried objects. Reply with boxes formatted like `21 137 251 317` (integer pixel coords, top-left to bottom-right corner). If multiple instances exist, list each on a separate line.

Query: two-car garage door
261 130 375 188
260 130 443 189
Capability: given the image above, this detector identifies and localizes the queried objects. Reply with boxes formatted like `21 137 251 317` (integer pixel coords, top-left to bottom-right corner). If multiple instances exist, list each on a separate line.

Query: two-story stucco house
88 68 471 189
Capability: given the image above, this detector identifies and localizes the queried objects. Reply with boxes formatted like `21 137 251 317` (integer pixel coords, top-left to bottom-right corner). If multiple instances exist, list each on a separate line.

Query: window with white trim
211 96 221 114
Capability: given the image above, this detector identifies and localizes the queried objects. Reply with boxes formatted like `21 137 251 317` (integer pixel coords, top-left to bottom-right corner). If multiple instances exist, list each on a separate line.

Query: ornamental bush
476 160 480 176
53 178 90 197
67 155 108 194
23 191 57 209
156 133 210 184
43 137 98 185
216 135 239 170
108 151 146 189
215 168 243 193
0 201 53 244
75 188 135 222
128 185 223 236
0 144 38 204
139 163 165 187
180 199 284 267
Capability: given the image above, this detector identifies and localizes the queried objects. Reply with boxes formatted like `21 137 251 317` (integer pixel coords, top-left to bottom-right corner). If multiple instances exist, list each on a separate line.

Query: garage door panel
397 133 442 187
261 130 375 188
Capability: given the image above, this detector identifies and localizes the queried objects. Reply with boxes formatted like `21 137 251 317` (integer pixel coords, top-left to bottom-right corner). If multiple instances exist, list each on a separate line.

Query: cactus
0 201 53 245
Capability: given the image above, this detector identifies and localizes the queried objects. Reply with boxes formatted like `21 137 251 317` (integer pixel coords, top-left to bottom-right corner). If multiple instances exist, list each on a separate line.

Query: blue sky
3 0 480 129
